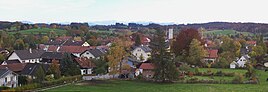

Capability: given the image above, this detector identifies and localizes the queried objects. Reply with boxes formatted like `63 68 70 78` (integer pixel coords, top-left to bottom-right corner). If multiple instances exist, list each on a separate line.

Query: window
5 77 7 82
11 76 13 81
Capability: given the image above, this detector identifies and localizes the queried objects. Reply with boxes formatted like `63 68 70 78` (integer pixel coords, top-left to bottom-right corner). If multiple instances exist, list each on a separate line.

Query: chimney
29 48 32 53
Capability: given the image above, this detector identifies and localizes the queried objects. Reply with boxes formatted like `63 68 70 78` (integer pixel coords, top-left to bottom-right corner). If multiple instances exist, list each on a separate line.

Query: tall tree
93 57 108 75
134 34 141 46
60 53 80 76
150 28 178 82
107 42 126 76
48 59 61 79
173 28 202 56
34 66 45 82
187 39 208 66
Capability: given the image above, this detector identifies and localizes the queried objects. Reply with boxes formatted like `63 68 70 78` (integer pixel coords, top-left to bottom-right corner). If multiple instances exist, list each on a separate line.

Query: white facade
168 28 173 40
132 47 151 62
80 51 96 59
80 69 93 75
230 61 237 69
82 42 90 46
237 55 250 67
0 72 18 88
8 52 41 63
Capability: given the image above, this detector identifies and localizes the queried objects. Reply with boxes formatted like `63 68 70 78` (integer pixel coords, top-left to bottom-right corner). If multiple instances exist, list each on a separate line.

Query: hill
8 28 67 35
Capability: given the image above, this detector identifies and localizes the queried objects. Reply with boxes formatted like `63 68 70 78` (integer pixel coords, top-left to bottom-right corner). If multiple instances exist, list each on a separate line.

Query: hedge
8 75 82 91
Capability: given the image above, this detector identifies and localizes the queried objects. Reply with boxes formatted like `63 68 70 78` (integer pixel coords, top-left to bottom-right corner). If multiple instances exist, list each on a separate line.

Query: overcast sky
0 0 268 24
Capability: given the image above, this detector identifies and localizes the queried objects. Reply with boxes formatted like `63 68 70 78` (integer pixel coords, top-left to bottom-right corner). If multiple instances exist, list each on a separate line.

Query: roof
41 52 63 60
0 63 26 72
44 40 64 45
207 49 218 58
246 41 257 45
58 46 92 53
63 40 86 46
74 57 96 68
132 45 152 53
0 69 13 78
82 49 105 57
47 45 59 52
139 63 154 70
3 60 21 64
19 63 49 76
12 49 45 60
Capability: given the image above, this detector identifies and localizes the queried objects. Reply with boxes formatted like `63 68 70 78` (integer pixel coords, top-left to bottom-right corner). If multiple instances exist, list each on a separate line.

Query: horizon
1 0 268 24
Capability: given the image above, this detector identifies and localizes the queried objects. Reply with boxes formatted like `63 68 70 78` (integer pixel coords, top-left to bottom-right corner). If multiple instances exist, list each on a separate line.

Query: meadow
46 68 268 92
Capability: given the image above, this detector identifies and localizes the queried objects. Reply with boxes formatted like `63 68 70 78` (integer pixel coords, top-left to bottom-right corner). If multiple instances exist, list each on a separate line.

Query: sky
0 0 268 24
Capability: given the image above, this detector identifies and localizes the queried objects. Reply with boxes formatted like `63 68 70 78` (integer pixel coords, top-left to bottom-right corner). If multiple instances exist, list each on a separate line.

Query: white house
7 49 45 63
0 69 18 88
230 61 237 69
132 45 152 62
237 55 250 67
80 49 105 59
74 57 96 75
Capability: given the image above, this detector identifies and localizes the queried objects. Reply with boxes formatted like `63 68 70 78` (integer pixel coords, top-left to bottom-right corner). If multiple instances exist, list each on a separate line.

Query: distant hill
204 30 253 36
178 22 268 33
8 28 67 35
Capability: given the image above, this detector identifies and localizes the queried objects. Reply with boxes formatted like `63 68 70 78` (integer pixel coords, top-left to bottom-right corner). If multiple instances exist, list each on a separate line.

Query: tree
48 59 61 79
107 42 126 76
173 28 202 56
34 66 45 82
219 51 235 68
93 57 108 75
41 36 49 44
150 28 178 82
187 39 208 66
14 39 26 50
60 53 80 76
134 34 141 46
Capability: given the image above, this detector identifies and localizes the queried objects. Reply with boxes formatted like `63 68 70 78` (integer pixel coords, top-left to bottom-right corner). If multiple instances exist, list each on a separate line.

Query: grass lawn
204 30 253 36
46 68 268 92
8 28 67 35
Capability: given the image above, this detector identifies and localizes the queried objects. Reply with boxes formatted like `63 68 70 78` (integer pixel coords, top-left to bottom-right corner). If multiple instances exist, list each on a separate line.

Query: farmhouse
0 69 18 88
237 55 250 67
138 63 155 79
74 57 96 75
204 49 218 63
80 49 105 59
7 49 45 63
131 45 152 62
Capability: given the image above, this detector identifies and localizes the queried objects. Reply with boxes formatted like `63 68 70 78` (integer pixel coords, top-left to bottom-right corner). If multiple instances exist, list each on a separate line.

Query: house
19 63 49 79
0 48 9 55
80 49 105 59
63 40 90 46
0 69 18 88
58 46 92 57
204 49 218 63
230 61 237 69
131 45 152 62
1 60 21 65
74 57 96 75
246 41 257 46
237 55 250 67
41 52 63 63
7 49 45 63
138 63 154 78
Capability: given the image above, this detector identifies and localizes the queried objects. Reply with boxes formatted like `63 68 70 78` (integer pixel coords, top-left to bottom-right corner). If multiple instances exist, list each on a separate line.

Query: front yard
46 68 268 92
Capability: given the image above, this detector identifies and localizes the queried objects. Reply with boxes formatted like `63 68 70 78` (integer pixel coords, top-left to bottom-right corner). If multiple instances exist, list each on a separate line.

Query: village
0 22 267 91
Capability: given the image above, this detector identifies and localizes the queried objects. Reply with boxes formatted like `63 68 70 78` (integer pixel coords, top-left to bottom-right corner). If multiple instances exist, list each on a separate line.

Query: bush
11 75 82 91
232 73 244 84
0 86 10 90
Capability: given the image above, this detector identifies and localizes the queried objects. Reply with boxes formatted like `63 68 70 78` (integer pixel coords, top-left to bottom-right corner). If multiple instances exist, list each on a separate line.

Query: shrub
232 73 244 84
188 72 194 77
215 71 223 76
0 86 10 90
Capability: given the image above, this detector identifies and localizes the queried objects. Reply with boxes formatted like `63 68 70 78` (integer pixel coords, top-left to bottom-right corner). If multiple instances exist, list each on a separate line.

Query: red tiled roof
74 57 96 68
140 63 154 70
0 63 26 72
59 46 92 53
207 49 218 58
56 36 72 41
246 41 256 45
48 45 59 52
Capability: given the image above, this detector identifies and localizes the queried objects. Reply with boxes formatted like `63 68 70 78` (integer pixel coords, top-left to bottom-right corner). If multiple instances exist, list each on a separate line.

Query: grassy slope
8 28 67 35
204 30 253 36
47 68 268 92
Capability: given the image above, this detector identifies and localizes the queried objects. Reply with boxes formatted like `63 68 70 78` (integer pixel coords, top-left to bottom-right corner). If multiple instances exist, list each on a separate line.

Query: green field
204 30 253 36
46 68 268 92
8 28 67 35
